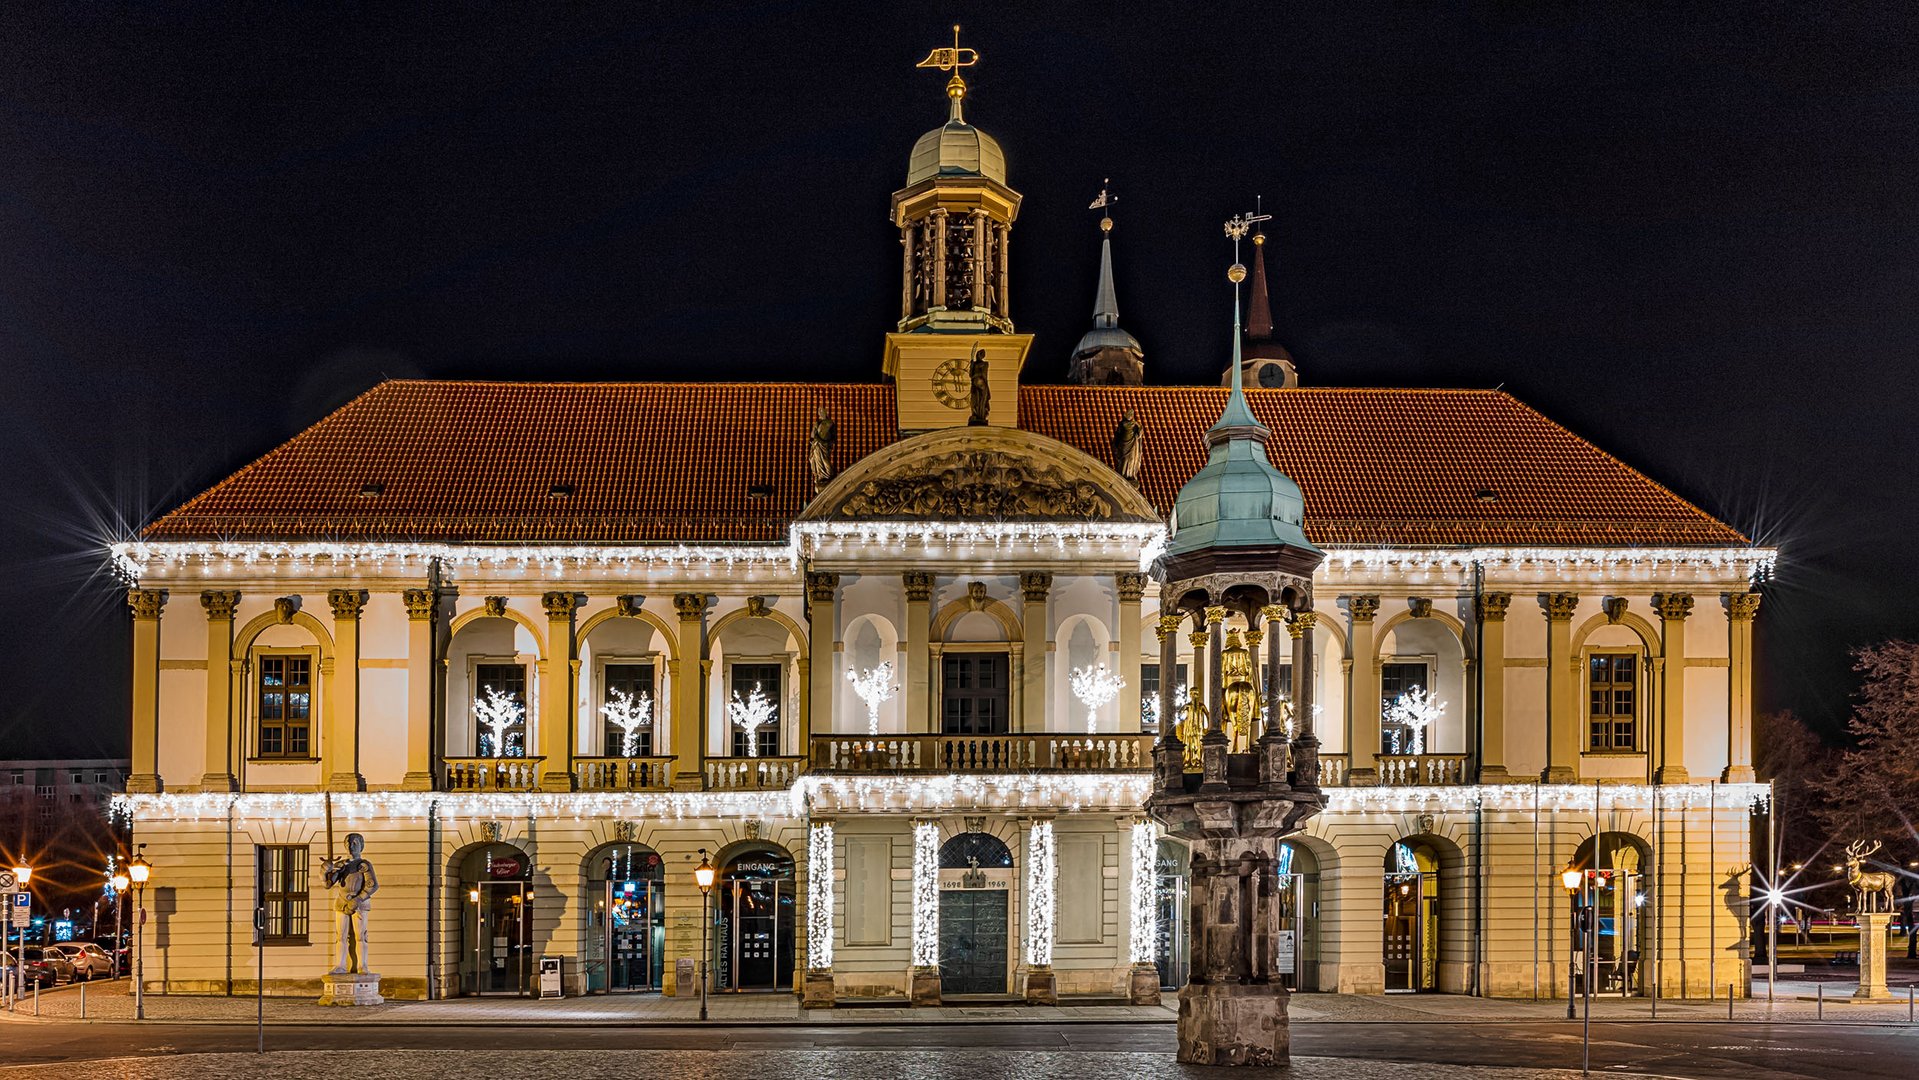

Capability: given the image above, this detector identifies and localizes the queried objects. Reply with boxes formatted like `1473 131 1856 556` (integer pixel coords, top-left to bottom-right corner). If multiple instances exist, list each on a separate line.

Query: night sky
1 3 1913 758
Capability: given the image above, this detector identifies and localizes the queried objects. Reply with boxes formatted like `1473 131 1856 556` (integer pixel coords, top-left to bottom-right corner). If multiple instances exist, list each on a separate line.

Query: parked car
53 942 115 980
12 947 74 988
92 938 130 973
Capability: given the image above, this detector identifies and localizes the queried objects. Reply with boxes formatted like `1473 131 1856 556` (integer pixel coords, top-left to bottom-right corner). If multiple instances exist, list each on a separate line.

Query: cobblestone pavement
0 1048 1640 1079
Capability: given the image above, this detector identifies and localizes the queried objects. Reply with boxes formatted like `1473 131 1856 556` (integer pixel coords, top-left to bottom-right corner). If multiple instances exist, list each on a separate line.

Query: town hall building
112 50 1770 1005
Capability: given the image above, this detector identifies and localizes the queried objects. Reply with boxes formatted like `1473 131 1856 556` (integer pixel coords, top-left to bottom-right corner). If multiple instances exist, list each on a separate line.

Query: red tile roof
143 380 1747 547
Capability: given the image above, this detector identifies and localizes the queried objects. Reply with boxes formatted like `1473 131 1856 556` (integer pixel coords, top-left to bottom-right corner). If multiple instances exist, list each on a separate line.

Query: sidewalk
6 977 1916 1026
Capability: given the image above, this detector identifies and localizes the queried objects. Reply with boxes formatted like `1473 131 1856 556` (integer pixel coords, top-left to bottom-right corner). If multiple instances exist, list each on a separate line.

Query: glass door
475 881 530 995
606 879 665 992
722 878 793 991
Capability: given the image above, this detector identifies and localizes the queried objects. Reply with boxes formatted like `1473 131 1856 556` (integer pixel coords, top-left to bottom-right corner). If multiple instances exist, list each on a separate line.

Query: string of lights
807 821 834 970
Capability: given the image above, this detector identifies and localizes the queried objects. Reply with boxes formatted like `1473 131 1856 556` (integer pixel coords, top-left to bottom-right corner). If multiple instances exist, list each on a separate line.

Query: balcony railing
705 756 807 790
574 756 676 792
1317 754 1349 788
443 756 546 793
1377 754 1470 786
811 733 1154 774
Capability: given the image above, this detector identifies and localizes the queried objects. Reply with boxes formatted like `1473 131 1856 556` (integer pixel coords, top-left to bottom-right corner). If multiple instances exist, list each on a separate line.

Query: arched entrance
456 843 534 996
1384 839 1440 992
1155 837 1190 990
1573 832 1653 996
937 832 1014 995
716 845 795 992
1277 840 1321 991
584 843 665 993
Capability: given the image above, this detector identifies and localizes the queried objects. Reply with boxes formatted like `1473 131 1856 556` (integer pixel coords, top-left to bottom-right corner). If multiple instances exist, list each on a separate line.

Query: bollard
80 978 86 1019
1728 984 1734 1020
1817 983 1823 1020
1909 985 1914 1023
32 979 38 1017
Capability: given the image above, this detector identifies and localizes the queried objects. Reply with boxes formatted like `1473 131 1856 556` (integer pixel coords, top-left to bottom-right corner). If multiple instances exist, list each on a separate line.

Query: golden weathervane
916 24 980 106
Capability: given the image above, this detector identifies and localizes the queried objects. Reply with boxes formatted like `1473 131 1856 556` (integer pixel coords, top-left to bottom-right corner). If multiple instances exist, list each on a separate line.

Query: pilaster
1344 596 1380 786
125 589 167 794
539 591 581 791
903 572 933 734
807 573 840 740
402 588 438 790
1652 592 1694 784
672 593 708 789
1116 573 1147 732
323 589 368 792
1475 592 1512 783
199 590 241 791
1542 592 1579 783
1019 572 1051 732
1722 592 1760 783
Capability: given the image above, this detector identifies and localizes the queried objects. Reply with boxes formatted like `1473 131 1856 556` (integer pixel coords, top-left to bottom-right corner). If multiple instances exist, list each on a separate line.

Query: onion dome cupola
1222 225 1300 389
884 27 1035 433
1068 183 1145 386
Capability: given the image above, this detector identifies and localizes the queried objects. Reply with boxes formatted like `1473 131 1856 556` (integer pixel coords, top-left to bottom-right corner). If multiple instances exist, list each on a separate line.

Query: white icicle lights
728 682 778 758
807 821 834 970
846 662 899 737
599 688 653 757
1128 820 1158 964
473 686 525 758
1027 820 1057 967
1070 663 1126 735
911 820 940 968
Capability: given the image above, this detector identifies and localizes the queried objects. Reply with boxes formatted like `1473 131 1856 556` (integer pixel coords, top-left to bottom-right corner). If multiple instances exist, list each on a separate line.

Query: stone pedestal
1855 913 1894 1000
1129 962 1163 1006
318 971 384 1006
801 968 836 1009
1024 964 1058 1006
1177 982 1289 1066
910 965 942 1007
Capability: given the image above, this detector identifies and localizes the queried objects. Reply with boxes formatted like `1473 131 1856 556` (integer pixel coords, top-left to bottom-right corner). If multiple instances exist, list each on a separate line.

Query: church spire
1068 180 1144 385
1225 205 1300 388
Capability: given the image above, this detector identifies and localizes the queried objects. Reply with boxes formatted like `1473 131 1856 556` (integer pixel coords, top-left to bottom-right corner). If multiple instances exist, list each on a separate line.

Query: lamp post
1560 868 1582 1021
110 869 129 979
468 888 481 996
8 862 29 1002
128 846 151 1020
694 849 715 1021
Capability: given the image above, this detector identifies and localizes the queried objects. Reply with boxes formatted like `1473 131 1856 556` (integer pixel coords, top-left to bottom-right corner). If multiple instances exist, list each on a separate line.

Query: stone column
903 572 934 734
125 589 167 794
1344 596 1380 786
402 588 438 791
1652 592 1694 784
1019 572 1052 732
899 226 914 322
1200 606 1230 790
1723 592 1760 783
672 593 707 789
970 209 988 312
1291 611 1320 791
199 591 241 791
1116 574 1147 732
930 208 949 310
539 592 580 791
1856 912 1895 1000
995 223 1011 321
1187 622 1210 774
324 589 368 792
1261 605 1287 724
1475 593 1512 783
1542 593 1580 783
1153 613 1184 786
806 573 840 741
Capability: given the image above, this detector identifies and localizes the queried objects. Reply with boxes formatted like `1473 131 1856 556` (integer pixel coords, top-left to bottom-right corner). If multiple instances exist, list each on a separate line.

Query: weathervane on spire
916 24 980 115
1224 209 1272 282
1089 179 1116 232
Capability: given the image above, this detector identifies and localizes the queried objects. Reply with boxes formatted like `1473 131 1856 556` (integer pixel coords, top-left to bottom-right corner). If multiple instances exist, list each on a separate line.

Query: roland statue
323 832 380 975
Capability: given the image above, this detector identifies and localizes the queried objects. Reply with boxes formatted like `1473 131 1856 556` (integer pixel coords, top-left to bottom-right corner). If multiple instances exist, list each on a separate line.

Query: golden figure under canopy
1220 629 1259 752
1178 686 1208 770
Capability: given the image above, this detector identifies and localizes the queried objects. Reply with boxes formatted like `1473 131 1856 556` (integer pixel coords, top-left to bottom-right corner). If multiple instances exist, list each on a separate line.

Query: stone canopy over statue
319 832 384 1005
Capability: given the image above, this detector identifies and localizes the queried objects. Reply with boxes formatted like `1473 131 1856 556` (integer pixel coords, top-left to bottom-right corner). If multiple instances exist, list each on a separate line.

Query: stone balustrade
810 733 1153 774
442 756 546 792
1316 754 1349 788
1375 754 1470 786
574 756 676 792
705 756 807 790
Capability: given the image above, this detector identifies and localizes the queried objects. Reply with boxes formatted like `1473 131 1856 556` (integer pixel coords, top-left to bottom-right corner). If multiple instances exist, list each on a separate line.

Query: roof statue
1069 179 1145 386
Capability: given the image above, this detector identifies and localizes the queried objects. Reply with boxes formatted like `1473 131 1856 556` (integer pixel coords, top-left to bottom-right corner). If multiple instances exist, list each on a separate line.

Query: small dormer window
358 482 385 498
549 484 575 500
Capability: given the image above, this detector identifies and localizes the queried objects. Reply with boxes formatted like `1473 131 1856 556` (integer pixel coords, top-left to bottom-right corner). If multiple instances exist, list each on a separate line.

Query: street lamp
1559 868 1582 1021
6 861 28 999
128 846 151 1021
110 868 129 978
694 849 716 1022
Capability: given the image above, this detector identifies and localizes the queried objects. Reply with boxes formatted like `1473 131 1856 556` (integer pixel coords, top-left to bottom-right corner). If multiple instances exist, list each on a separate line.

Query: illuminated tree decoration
1128 821 1157 964
846 662 899 737
807 821 834 970
474 686 525 758
599 688 653 758
1070 664 1126 735
911 821 940 968
728 682 778 758
1027 820 1057 967
1385 686 1446 755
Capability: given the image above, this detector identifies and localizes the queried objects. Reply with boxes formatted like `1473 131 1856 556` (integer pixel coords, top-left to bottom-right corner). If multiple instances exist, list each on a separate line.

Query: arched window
939 832 1013 869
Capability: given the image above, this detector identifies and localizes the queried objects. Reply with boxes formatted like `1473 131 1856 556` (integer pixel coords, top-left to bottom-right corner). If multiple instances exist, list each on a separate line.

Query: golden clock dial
932 357 971 409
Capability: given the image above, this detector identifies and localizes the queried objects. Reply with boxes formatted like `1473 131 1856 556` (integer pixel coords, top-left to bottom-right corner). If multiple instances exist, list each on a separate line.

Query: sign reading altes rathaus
110 30 1770 1043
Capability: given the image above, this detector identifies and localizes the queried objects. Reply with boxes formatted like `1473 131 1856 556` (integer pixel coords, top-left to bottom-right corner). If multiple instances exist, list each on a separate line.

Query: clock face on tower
932 357 971 409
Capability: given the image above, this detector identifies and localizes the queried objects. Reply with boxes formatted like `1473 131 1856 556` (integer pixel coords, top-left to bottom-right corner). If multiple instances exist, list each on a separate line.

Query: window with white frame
256 650 315 758
600 659 658 756
1587 652 1639 751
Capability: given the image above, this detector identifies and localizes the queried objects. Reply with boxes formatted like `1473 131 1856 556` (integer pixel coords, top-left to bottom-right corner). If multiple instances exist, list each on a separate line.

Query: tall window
258 654 313 758
1588 653 1638 751
257 845 310 944
474 663 528 756
1379 661 1431 754
943 654 1010 735
1140 662 1189 731
729 663 783 757
602 661 657 756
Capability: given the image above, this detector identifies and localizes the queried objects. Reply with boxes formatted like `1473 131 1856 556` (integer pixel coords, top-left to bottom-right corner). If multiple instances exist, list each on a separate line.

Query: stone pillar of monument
1855 912 1895 1000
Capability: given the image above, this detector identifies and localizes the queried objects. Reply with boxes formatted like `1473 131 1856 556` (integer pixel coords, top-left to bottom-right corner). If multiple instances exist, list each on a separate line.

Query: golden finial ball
1227 263 1247 284
1100 216 1113 233
1253 233 1266 246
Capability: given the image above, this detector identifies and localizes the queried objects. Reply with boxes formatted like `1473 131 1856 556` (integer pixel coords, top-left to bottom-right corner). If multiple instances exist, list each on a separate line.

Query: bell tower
883 27 1034 433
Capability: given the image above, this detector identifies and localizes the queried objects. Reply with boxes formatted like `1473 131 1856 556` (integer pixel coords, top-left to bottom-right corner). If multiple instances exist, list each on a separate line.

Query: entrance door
477 881 530 995
938 890 1009 994
1156 838 1190 990
722 878 792 990
606 879 664 992
1383 877 1421 991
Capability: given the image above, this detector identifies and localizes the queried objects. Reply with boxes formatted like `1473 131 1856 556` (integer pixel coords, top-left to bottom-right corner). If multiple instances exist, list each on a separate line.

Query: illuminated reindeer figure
1844 839 1897 914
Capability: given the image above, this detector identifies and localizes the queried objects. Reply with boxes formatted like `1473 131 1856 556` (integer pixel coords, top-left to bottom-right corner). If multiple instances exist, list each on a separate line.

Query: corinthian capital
1542 593 1580 622
1346 595 1380 623
127 588 168 620
805 572 839 604
541 591 582 618
1155 613 1183 642
1726 592 1762 621
1115 572 1148 603
1019 571 1053 603
403 588 436 621
326 589 368 619
1651 592 1695 621
200 590 241 621
673 592 708 622
1475 592 1512 622
902 571 935 602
